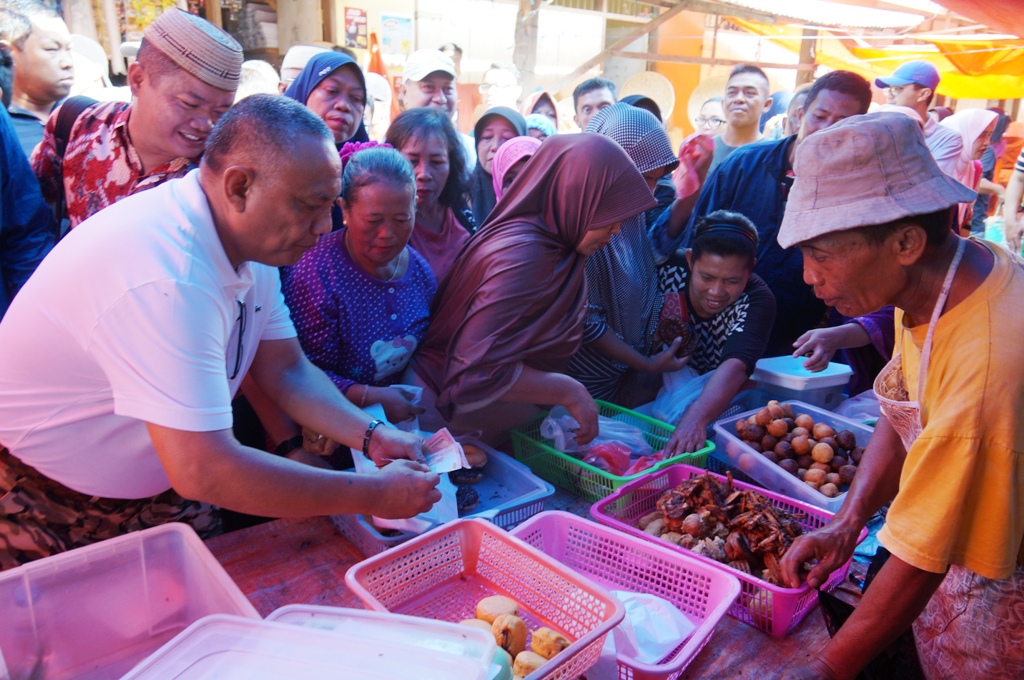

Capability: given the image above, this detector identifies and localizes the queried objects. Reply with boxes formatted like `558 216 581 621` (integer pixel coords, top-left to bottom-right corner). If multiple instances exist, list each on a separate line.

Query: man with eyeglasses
875 61 962 179
685 70 872 358
0 95 441 569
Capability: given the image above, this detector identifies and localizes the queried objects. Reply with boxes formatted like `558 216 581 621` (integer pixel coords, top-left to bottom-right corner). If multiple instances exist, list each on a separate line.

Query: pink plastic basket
591 465 865 638
510 511 740 680
345 518 625 680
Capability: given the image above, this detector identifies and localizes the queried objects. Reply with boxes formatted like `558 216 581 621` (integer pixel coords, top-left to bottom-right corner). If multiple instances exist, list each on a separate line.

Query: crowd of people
0 5 1022 679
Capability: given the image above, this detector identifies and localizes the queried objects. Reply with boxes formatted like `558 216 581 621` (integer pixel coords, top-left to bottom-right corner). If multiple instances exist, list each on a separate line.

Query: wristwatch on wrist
273 434 304 457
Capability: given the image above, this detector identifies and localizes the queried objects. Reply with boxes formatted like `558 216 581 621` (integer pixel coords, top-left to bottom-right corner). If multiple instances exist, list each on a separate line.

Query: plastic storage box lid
122 613 495 679
266 605 501 680
751 356 853 390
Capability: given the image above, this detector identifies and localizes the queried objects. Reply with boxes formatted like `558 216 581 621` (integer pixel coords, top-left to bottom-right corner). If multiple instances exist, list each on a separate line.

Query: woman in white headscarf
940 108 998 229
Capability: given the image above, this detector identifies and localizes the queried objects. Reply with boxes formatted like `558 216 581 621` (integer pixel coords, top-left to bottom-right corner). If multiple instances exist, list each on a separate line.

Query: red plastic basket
591 464 865 638
345 518 625 680
510 511 740 680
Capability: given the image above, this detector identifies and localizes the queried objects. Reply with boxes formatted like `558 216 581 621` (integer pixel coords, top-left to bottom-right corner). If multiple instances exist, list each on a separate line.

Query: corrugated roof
716 0 927 29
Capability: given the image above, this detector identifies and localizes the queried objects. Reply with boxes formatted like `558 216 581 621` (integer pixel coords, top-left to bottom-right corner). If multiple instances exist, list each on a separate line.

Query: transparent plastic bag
652 365 713 425
540 406 653 458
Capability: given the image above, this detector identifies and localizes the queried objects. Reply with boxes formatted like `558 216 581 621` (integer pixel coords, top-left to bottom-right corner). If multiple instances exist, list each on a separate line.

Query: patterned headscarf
586 103 678 175
491 136 542 200
579 102 679 358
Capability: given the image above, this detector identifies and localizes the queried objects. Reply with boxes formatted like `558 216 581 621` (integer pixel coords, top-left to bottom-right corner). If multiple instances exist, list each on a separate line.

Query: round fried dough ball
804 468 827 485
767 419 789 438
819 483 840 498
477 595 519 623
812 443 835 464
813 422 836 440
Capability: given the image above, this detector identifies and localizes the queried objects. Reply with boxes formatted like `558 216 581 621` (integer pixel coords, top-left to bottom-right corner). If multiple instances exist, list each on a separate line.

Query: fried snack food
463 443 489 468
513 650 547 677
531 627 570 659
456 485 479 514
476 595 519 623
449 468 484 485
491 613 528 657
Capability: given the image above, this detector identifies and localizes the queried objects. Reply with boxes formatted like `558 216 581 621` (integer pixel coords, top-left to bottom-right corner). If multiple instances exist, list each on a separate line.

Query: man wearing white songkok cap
31 8 242 230
278 43 327 91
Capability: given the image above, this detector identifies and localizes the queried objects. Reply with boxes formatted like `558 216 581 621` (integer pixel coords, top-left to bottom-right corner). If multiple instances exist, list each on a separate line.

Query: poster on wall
344 7 367 49
380 14 413 59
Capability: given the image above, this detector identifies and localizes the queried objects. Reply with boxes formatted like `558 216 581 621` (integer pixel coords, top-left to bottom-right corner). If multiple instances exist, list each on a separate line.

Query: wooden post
796 28 817 86
513 0 540 96
206 0 223 29
277 0 322 54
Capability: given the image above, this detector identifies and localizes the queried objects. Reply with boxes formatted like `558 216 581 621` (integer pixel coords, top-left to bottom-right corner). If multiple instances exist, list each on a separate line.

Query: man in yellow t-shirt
774 112 1024 680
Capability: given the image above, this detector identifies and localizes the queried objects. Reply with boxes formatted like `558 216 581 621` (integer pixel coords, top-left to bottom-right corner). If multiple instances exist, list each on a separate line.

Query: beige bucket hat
777 112 976 248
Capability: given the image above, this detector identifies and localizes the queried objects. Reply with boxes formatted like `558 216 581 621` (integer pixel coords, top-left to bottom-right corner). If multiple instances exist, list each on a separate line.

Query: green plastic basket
509 400 713 502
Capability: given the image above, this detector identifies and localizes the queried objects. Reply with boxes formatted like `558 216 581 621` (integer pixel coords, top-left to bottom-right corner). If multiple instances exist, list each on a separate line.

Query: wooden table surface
205 487 865 678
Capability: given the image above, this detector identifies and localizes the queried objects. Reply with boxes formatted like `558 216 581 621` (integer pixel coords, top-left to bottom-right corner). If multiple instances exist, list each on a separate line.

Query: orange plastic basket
345 519 625 680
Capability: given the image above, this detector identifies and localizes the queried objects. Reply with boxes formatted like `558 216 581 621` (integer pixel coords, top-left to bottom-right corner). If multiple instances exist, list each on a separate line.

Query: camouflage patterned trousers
0 447 221 570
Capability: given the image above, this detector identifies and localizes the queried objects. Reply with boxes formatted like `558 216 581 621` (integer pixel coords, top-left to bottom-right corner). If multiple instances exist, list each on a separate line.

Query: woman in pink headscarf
411 134 656 444
491 136 542 201
940 108 999 230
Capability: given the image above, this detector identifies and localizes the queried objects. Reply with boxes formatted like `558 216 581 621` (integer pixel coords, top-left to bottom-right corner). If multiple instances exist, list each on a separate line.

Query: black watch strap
273 434 305 457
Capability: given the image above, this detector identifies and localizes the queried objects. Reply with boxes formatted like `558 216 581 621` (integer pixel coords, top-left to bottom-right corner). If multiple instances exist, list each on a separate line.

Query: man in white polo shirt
0 95 440 569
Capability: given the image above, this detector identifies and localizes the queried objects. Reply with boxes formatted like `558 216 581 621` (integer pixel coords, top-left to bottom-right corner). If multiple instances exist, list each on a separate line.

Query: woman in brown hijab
411 133 657 443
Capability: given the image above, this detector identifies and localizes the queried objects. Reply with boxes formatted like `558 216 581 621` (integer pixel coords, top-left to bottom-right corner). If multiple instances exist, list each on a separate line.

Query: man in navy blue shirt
0 1 73 158
686 71 871 356
0 102 53 318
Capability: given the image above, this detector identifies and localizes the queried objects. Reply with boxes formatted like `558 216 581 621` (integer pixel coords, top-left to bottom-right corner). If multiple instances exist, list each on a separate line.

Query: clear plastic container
0 523 257 680
265 605 500 680
712 400 874 512
122 613 494 679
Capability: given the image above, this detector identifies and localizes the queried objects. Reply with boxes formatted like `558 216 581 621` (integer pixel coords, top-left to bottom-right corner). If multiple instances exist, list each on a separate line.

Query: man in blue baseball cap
876 60 962 179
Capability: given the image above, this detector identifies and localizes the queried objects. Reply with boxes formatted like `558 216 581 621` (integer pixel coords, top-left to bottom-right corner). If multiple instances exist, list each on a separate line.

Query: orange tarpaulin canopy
728 18 1024 100
931 0 1022 40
